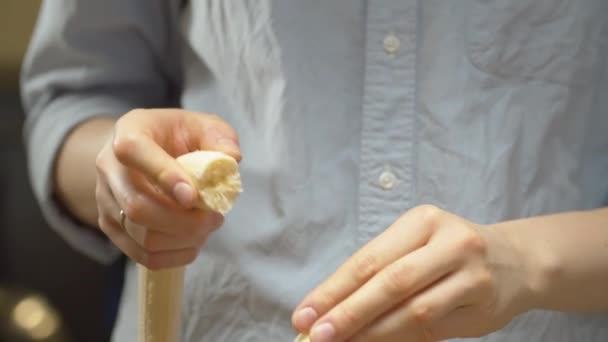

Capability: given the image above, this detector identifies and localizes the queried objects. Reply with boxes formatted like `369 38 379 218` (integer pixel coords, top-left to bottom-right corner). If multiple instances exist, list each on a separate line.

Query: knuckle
97 215 110 233
459 230 487 255
316 288 340 310
113 132 141 162
351 253 381 283
380 264 410 295
460 277 477 294
474 270 495 292
123 193 146 224
460 271 490 295
150 168 169 187
412 204 443 227
139 230 161 252
411 302 434 325
94 152 107 174
336 304 362 330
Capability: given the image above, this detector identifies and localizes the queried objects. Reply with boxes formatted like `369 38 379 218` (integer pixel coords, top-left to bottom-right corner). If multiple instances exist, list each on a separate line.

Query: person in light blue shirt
21 1 608 341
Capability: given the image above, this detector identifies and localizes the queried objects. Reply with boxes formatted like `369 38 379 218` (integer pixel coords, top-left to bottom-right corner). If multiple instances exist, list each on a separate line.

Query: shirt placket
358 0 418 243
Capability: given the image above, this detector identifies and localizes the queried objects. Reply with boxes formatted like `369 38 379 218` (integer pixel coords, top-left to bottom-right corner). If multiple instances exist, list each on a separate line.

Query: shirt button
378 170 397 190
383 34 400 55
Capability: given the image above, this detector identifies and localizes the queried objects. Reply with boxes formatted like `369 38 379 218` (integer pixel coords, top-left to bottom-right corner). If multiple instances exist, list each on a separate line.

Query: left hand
292 205 536 342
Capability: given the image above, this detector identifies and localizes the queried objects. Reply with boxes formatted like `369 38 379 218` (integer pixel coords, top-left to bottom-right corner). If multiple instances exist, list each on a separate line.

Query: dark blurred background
1 2 124 341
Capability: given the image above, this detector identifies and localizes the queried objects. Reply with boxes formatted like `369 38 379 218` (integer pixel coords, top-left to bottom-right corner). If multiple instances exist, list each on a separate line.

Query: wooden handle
136 150 241 341
138 265 185 342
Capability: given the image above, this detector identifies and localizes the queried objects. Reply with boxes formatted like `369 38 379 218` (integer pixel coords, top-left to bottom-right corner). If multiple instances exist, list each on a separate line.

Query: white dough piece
176 150 243 214
294 333 311 342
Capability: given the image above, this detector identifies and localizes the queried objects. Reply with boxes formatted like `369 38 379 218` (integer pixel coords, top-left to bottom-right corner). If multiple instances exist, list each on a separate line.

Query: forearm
54 117 115 227
498 208 608 313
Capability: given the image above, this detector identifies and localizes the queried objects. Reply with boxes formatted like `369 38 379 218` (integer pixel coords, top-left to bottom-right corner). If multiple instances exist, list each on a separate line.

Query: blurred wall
0 1 124 341
0 1 40 86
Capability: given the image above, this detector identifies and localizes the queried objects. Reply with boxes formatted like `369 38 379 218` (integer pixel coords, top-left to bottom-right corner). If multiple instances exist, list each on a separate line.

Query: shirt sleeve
20 0 183 264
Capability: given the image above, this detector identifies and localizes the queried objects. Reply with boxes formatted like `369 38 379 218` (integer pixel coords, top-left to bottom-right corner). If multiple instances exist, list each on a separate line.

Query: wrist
54 116 116 226
493 219 561 313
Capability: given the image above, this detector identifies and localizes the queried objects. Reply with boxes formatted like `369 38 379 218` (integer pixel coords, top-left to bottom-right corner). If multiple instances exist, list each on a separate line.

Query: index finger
112 128 198 208
292 205 442 332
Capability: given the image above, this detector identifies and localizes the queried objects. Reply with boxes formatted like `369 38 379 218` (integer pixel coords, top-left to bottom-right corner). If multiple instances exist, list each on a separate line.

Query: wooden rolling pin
138 151 242 342
138 266 185 342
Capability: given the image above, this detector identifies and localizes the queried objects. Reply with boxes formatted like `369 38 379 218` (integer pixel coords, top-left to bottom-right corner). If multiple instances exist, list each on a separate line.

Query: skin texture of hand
94 108 241 270
291 205 536 342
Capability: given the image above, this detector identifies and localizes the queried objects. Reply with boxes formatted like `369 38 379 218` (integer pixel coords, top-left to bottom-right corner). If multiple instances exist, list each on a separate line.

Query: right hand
95 109 241 269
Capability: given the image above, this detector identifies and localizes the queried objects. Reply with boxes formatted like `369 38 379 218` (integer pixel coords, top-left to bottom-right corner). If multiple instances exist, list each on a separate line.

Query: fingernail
217 137 240 151
293 307 318 329
173 182 194 207
311 322 335 342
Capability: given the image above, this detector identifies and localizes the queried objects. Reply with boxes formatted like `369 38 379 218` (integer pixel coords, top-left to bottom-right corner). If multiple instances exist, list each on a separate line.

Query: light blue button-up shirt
21 0 608 341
